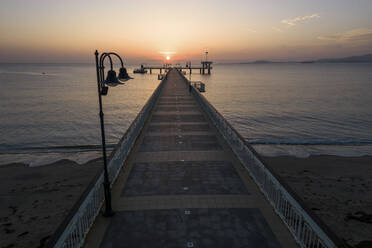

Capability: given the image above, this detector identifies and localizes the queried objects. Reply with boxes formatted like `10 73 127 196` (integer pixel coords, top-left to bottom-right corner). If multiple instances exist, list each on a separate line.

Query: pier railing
46 78 166 248
179 70 345 248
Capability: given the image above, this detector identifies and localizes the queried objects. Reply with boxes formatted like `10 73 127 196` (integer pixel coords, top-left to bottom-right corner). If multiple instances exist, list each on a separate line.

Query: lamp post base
102 210 115 217
102 181 115 217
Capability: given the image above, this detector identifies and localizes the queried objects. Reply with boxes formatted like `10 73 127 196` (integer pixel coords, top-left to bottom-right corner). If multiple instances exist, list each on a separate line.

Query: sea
1 63 372 166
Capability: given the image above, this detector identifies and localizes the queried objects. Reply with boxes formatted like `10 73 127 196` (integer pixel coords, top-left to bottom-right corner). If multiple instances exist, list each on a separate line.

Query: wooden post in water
201 61 212 75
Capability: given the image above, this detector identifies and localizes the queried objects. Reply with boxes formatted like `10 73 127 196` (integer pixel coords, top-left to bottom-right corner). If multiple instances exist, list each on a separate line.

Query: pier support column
160 68 162 74
150 69 152 74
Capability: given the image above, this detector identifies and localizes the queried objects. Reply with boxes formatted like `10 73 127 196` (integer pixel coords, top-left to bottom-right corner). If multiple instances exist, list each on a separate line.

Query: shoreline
0 150 104 168
1 155 371 247
2 144 372 168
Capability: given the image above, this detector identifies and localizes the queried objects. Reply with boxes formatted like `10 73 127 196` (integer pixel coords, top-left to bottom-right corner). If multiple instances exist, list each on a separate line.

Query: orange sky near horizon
1 0 372 63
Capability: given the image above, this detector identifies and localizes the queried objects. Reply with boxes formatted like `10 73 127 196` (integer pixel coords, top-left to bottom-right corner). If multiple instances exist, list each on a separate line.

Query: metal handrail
178 70 346 248
46 76 167 248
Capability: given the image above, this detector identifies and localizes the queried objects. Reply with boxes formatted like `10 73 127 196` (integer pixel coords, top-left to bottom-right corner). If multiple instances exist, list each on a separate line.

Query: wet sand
0 159 102 248
264 155 372 247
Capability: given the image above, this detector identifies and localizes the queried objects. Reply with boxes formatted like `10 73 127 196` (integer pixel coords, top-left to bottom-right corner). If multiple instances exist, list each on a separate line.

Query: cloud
281 14 320 26
246 28 257 33
318 28 372 42
272 27 283 32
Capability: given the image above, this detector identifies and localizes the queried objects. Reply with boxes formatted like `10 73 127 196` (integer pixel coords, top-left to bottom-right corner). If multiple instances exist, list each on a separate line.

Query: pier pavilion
139 61 213 75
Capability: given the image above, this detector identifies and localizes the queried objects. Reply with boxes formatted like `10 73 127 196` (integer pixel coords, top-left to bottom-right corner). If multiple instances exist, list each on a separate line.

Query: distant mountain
237 60 275 64
251 60 273 64
216 54 372 65
317 54 372 63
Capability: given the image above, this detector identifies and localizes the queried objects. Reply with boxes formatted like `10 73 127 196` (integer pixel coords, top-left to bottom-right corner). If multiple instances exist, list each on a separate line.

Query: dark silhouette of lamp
104 70 124 87
94 50 133 217
118 67 132 81
101 85 109 95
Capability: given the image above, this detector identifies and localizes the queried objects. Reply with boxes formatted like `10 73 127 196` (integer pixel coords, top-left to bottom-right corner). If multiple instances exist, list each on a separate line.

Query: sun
166 55 171 61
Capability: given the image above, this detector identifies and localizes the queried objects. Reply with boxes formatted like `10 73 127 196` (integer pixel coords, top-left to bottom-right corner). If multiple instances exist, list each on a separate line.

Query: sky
1 0 372 63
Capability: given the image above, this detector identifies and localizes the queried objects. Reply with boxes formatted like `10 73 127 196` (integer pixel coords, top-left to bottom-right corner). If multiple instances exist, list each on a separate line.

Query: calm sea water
0 63 159 165
192 63 372 157
1 63 371 165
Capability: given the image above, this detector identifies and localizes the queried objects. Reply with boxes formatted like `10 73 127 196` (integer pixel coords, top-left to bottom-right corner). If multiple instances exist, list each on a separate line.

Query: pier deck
142 64 212 74
84 69 298 247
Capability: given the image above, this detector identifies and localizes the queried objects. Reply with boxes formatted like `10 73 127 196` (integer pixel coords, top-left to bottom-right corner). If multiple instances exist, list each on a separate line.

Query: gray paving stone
147 124 211 133
156 106 199 112
158 101 195 105
157 102 197 106
139 135 222 152
151 114 205 123
159 98 194 101
122 161 248 196
100 208 281 248
160 94 188 97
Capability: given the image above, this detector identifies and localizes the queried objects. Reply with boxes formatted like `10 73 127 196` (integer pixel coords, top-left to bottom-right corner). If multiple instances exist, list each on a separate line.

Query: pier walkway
84 69 297 247
48 69 344 248
143 65 212 74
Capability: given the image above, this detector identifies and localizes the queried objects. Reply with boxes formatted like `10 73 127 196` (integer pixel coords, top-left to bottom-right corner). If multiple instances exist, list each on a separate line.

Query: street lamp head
101 85 109 95
104 69 124 87
118 67 132 81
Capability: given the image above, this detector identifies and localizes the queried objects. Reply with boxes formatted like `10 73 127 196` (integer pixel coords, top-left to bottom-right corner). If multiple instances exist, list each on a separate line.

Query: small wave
246 139 372 146
2 139 372 155
0 71 54 76
0 144 117 155
0 151 103 167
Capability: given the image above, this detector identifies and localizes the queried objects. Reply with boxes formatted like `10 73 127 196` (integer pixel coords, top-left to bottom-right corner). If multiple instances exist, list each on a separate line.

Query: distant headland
217 54 372 65
315 54 372 63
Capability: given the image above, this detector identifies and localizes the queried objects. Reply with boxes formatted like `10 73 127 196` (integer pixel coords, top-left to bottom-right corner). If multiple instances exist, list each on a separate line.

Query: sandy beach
264 155 372 247
0 159 102 248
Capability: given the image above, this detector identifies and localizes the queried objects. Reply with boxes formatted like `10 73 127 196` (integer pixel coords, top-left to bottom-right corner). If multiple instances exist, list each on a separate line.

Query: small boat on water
133 68 147 74
133 65 147 74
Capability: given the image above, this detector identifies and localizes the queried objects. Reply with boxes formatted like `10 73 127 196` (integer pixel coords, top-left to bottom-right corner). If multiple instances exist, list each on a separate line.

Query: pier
46 69 345 248
139 61 213 75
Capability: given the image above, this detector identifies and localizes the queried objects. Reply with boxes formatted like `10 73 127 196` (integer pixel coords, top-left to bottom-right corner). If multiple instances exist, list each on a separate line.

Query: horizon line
1 53 371 65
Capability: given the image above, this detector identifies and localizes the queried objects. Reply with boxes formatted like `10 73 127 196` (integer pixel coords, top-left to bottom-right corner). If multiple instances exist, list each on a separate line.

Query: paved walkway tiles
84 69 298 248
100 209 281 248
121 161 248 196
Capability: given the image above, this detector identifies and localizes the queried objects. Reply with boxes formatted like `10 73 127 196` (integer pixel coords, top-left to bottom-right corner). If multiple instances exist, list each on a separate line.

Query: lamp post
94 50 132 217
